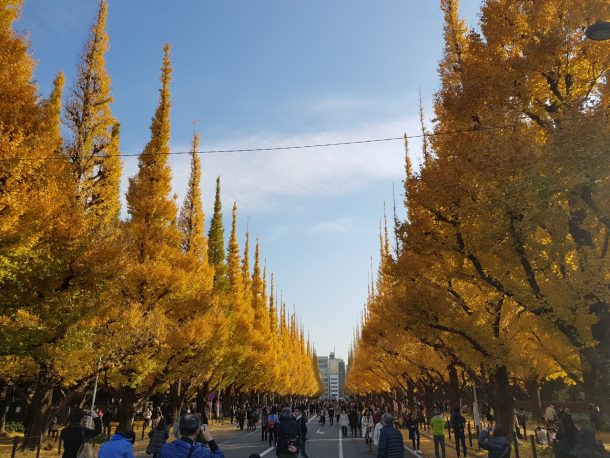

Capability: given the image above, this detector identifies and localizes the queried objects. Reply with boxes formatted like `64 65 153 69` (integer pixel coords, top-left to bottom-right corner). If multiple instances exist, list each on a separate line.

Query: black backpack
283 421 300 454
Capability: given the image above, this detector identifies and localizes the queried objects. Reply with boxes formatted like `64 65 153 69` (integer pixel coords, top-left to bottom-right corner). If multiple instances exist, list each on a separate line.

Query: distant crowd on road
48 397 607 458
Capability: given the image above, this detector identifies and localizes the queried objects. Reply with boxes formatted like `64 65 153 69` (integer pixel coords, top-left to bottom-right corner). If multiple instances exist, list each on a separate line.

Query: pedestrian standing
147 418 169 458
431 410 447 458
60 409 102 458
405 413 421 453
377 413 404 458
362 409 374 452
159 414 224 458
276 407 301 458
99 431 136 458
339 410 349 437
261 407 269 442
451 407 467 458
478 427 511 458
294 407 310 458
267 407 279 447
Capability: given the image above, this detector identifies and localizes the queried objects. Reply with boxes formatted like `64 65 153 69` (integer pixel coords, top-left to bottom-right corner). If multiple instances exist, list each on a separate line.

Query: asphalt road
134 416 418 458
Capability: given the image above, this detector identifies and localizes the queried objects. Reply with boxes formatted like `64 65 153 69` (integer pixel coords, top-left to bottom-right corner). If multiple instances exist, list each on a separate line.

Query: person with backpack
267 407 280 447
159 414 224 458
276 407 300 457
147 418 170 458
294 406 309 458
60 408 102 458
451 407 468 458
99 431 136 458
478 427 511 458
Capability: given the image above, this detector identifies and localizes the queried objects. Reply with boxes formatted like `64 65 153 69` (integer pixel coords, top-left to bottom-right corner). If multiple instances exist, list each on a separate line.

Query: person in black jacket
276 407 300 457
377 413 404 458
147 418 170 458
451 407 468 458
60 408 102 458
405 413 421 453
293 407 309 458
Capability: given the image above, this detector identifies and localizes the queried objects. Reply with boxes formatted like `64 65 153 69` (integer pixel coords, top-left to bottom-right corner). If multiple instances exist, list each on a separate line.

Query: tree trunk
491 366 514 440
116 387 137 432
581 302 610 411
167 381 185 421
422 383 435 423
0 383 12 434
448 364 461 410
525 376 542 420
22 367 54 449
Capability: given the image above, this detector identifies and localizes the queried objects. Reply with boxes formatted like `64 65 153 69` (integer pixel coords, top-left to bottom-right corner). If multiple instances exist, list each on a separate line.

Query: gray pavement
134 416 418 458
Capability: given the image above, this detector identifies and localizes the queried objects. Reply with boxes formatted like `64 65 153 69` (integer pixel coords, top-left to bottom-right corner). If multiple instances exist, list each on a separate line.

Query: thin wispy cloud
306 218 355 235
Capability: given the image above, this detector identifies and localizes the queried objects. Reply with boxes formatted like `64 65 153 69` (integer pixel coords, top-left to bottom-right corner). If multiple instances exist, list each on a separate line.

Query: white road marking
339 427 344 458
404 444 420 457
260 446 275 456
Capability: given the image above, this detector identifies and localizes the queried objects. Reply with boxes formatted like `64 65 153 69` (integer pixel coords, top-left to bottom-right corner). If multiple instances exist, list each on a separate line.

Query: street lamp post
585 22 610 41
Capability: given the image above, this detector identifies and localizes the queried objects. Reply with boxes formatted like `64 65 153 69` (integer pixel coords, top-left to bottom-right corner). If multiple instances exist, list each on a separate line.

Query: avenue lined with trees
0 0 322 447
346 0 610 439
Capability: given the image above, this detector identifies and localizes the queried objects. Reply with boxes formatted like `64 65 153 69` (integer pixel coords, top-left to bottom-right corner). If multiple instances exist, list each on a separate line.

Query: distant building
317 355 329 397
318 352 346 399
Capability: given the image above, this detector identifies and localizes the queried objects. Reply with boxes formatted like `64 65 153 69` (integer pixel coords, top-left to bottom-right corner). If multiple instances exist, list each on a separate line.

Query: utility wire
1 112 608 162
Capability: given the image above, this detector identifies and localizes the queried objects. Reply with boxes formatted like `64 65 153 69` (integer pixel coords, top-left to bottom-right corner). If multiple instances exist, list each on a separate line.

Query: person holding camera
159 413 224 458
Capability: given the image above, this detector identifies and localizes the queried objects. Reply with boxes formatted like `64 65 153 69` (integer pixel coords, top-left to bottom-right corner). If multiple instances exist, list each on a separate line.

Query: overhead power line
1 112 608 162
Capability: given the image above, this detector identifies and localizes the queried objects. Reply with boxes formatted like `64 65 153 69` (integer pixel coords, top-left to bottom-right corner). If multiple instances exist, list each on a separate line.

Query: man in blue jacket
478 427 511 458
377 413 405 458
160 414 224 458
98 431 136 458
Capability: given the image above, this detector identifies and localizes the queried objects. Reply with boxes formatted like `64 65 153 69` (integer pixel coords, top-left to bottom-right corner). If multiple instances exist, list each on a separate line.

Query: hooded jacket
159 438 224 458
479 430 511 458
98 433 135 458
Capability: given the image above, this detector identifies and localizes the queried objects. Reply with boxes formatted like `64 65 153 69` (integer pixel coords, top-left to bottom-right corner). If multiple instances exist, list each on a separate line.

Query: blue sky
18 0 481 363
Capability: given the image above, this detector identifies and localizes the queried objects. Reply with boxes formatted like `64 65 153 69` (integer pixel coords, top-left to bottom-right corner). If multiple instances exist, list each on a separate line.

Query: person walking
329 405 335 426
275 407 300 458
294 407 309 458
339 410 349 437
478 427 511 458
60 408 102 458
99 431 136 458
261 407 269 442
377 413 404 458
349 409 359 437
159 414 224 458
405 413 421 453
362 409 374 452
147 418 170 458
267 407 280 447
451 407 468 458
431 410 447 458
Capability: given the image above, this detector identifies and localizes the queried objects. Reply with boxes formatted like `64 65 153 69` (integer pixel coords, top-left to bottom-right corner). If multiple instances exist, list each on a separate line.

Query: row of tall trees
346 0 610 437
0 0 322 444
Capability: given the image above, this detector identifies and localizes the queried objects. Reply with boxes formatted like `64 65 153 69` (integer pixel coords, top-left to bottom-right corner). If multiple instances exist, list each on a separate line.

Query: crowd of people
49 398 607 458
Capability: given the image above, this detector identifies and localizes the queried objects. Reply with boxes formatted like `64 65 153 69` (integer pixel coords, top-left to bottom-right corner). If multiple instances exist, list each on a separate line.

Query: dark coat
159 438 224 458
275 419 300 455
147 427 169 454
451 413 466 435
479 431 511 458
377 425 404 458
60 417 102 458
